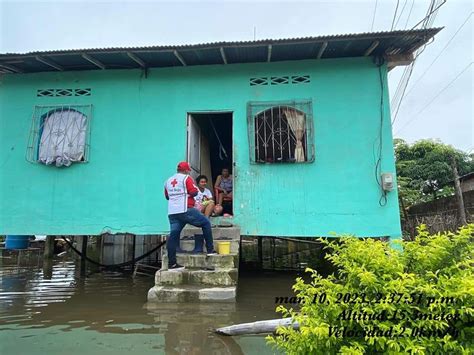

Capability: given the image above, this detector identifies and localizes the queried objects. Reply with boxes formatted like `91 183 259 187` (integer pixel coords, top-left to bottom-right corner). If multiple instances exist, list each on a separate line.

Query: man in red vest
164 162 216 270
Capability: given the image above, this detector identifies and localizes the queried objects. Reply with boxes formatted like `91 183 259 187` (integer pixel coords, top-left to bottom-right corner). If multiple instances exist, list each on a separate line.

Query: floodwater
0 251 302 355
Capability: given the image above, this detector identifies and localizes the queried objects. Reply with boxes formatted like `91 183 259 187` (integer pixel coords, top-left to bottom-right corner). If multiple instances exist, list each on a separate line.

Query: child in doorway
194 175 220 217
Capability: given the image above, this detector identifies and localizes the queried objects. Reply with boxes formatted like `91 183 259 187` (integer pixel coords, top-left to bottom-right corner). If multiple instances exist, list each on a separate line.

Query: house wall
0 57 401 238
461 176 474 193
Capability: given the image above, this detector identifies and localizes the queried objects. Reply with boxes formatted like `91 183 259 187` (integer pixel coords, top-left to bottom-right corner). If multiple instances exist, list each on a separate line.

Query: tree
394 139 474 206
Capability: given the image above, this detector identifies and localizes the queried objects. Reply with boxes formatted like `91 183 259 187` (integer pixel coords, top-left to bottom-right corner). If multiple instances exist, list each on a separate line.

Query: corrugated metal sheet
0 28 441 74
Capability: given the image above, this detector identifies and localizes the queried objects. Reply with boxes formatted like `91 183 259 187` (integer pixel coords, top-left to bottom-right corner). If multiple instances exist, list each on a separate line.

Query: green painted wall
0 57 401 238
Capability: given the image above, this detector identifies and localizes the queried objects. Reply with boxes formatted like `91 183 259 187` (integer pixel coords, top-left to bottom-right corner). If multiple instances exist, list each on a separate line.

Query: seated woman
194 175 220 218
214 168 233 208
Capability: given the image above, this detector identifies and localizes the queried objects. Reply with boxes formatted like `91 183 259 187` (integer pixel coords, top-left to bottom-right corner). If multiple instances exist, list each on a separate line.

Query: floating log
215 317 299 336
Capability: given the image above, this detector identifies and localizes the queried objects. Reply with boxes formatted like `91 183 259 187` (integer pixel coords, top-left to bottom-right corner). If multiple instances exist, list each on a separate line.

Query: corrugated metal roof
0 28 442 74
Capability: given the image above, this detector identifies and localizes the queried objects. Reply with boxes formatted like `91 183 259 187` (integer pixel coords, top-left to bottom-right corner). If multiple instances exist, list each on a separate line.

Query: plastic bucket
217 241 231 255
5 235 30 250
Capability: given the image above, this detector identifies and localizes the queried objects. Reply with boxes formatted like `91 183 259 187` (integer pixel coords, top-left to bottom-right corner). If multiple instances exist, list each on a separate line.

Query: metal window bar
247 103 257 163
272 108 276 160
26 104 93 164
303 101 315 162
247 100 314 164
262 109 267 160
281 106 290 161
278 105 283 161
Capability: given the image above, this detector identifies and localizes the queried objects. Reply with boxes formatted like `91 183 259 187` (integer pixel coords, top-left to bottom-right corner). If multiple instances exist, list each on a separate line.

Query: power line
395 62 473 135
394 0 409 29
391 0 401 30
391 0 440 124
411 0 446 29
371 0 378 31
404 0 415 28
405 12 473 98
391 63 415 125
391 0 446 124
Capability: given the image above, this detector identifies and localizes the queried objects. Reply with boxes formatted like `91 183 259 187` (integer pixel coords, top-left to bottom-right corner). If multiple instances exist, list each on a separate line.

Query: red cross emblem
171 179 178 187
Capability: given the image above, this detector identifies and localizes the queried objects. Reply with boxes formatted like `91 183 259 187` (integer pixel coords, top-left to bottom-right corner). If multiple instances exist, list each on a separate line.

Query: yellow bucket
217 241 231 255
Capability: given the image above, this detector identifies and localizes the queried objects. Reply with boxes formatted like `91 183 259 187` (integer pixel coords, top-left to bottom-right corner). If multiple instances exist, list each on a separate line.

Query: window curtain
38 109 87 167
283 108 306 162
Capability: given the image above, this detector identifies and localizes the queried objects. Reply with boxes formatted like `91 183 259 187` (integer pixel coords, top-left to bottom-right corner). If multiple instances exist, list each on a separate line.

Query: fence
403 190 474 236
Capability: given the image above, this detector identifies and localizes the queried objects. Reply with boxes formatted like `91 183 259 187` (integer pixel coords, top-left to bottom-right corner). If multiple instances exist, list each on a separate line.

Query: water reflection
0 252 299 354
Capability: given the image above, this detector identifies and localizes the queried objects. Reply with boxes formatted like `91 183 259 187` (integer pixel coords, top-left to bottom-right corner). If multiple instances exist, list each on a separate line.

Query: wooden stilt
257 236 263 270
131 234 136 270
42 258 53 279
80 235 88 276
43 236 55 259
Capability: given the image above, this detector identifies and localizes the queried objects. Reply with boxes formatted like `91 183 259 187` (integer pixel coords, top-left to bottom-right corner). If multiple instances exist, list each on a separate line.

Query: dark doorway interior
190 112 233 214
192 112 232 183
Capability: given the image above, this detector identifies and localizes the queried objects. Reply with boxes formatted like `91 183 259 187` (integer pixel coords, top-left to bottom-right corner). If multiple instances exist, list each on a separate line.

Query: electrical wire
391 63 415 125
395 62 473 135
404 12 473 99
404 0 415 28
371 0 378 31
394 0 409 29
391 0 401 30
390 0 442 124
411 0 446 29
376 64 387 206
390 0 435 109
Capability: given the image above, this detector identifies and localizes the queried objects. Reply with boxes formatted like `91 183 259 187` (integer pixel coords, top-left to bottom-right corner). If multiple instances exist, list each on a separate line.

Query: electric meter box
381 173 394 191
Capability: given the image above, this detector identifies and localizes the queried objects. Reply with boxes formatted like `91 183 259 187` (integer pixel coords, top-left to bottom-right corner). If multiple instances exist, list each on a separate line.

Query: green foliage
267 225 474 354
394 139 473 206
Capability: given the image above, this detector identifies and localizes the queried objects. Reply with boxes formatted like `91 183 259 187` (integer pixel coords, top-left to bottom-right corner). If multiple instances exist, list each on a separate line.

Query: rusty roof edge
0 28 442 59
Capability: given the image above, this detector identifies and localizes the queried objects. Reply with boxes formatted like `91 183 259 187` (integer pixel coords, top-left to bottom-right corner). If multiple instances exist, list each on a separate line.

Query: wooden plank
317 42 328 59
364 40 379 56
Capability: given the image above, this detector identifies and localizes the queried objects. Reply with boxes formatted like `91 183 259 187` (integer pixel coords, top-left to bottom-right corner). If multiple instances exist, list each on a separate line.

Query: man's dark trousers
167 208 214 266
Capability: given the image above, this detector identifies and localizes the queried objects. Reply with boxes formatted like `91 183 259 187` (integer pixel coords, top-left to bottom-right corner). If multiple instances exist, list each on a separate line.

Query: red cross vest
165 173 188 215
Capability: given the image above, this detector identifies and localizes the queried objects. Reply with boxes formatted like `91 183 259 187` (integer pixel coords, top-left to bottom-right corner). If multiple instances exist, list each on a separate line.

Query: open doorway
187 112 233 215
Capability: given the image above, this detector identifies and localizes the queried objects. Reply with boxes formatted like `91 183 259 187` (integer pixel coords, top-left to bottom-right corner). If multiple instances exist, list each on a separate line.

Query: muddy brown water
0 252 306 355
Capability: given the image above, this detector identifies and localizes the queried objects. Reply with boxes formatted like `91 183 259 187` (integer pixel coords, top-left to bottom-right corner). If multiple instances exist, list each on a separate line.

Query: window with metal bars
26 104 92 167
247 100 314 164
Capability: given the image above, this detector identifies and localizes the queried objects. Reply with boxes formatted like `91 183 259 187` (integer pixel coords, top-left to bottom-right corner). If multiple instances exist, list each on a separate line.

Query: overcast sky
1 0 472 152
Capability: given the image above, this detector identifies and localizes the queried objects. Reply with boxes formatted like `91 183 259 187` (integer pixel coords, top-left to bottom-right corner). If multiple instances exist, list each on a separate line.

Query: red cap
177 161 191 172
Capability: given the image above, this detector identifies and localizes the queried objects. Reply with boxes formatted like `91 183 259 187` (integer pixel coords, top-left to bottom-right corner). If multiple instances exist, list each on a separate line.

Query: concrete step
148 285 236 302
155 268 238 286
179 239 240 254
180 226 240 240
176 253 237 269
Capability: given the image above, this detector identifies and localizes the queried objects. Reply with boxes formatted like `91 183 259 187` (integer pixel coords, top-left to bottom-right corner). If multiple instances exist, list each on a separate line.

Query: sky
1 0 472 151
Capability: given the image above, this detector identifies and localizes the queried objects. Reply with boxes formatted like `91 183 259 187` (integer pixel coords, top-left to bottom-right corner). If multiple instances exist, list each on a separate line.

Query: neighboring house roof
441 171 474 190
460 172 474 182
0 28 441 74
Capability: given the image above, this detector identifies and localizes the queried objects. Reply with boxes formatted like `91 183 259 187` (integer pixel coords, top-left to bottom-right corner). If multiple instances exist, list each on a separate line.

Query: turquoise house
0 29 439 241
